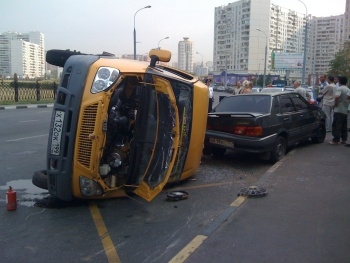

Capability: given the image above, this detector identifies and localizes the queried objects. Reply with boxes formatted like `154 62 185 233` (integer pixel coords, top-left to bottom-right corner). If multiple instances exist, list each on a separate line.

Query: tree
256 74 263 87
266 74 272 86
328 42 350 80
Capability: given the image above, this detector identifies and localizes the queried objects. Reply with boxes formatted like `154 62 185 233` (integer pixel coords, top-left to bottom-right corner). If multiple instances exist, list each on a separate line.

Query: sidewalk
175 133 350 262
0 103 53 110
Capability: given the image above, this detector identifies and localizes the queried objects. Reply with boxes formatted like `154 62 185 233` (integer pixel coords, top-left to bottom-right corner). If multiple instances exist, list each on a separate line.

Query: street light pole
225 54 228 89
158 37 169 49
298 0 308 85
257 28 268 88
133 5 151 60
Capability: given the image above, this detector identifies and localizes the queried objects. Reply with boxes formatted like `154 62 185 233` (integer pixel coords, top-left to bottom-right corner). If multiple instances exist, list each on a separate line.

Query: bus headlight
91 67 120 93
79 176 102 197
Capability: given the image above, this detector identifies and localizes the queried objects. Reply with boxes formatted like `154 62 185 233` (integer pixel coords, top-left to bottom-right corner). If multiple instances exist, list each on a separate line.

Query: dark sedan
203 92 326 163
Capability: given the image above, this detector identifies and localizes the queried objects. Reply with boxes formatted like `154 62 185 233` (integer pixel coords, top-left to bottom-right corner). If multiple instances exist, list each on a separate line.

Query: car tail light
234 126 263 136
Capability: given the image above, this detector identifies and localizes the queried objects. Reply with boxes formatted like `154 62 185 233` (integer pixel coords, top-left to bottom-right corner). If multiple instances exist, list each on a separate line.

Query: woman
239 81 253 94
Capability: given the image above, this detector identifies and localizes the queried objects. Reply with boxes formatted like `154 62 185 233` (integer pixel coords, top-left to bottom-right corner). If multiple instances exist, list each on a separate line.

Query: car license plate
50 111 65 155
209 137 234 148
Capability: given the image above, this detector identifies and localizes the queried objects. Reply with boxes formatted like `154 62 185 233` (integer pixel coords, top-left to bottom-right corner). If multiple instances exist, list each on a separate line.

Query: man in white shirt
346 90 350 144
318 76 337 132
319 74 329 91
329 76 350 145
318 74 329 108
293 81 311 101
206 79 214 112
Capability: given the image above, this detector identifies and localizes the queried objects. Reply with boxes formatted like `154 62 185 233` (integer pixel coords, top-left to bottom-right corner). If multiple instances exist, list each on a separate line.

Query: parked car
32 48 208 202
203 92 326 163
260 87 294 93
225 86 235 93
215 86 225 92
251 87 262 93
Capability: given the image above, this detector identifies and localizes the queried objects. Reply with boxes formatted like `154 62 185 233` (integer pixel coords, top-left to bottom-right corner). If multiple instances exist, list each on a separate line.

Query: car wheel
270 136 286 163
211 147 226 157
46 49 86 67
311 123 326 143
32 170 48 190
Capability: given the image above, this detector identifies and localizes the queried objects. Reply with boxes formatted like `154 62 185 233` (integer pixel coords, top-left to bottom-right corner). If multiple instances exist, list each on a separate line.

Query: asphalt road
0 107 271 263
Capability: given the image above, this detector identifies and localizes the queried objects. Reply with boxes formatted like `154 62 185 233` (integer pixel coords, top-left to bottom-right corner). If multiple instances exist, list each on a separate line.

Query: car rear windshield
213 95 271 114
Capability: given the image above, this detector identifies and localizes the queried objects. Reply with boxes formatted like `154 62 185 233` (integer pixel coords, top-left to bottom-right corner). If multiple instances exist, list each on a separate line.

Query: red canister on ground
6 186 17 211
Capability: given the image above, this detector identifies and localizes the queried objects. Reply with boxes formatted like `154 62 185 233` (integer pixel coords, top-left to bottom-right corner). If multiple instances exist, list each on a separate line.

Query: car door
277 95 302 143
126 74 180 201
290 93 317 137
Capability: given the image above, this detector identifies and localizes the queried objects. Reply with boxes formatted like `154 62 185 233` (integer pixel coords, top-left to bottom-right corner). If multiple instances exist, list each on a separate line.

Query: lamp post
298 0 308 85
257 28 268 88
225 54 228 89
196 52 203 76
133 5 151 60
157 37 169 49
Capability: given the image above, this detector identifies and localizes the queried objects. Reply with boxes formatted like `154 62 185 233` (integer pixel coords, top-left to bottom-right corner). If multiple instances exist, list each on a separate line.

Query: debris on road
237 186 267 197
166 191 189 201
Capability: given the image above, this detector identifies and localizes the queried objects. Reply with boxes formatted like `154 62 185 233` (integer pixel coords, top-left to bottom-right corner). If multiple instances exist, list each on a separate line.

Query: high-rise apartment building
214 0 270 74
0 31 45 78
309 15 345 76
178 37 194 72
214 0 346 84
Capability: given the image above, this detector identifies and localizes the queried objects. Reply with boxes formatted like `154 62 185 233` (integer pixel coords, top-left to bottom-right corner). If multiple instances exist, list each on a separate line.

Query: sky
1 0 347 64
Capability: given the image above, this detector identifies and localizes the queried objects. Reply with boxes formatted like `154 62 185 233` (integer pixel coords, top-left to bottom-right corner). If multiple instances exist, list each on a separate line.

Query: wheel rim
276 139 285 157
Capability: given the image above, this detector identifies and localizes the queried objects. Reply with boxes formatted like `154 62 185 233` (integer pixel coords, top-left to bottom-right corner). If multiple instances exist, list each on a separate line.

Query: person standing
206 79 214 112
319 74 329 91
329 76 350 145
347 89 350 136
236 81 242 94
319 76 337 132
293 81 311 101
334 76 340 88
318 74 329 108
239 80 253 94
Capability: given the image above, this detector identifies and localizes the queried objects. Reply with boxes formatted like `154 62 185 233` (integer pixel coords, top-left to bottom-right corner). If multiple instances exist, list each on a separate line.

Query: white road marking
6 134 48 142
19 120 39 123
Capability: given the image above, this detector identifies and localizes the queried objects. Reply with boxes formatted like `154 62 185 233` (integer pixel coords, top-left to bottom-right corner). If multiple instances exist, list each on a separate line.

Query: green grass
0 100 54 105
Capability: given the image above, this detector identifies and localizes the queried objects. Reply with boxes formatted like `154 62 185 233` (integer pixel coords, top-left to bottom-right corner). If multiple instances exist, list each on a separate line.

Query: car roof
236 91 292 97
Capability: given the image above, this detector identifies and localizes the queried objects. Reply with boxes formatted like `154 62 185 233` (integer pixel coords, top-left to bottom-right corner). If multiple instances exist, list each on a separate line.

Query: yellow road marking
168 235 208 263
89 201 121 263
230 195 247 207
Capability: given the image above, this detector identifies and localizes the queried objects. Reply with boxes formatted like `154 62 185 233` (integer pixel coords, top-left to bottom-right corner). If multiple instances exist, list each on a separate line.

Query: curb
0 104 54 110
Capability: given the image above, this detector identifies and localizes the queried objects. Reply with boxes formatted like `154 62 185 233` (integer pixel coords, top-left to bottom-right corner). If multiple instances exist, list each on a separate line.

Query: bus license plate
50 111 65 155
